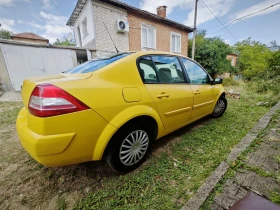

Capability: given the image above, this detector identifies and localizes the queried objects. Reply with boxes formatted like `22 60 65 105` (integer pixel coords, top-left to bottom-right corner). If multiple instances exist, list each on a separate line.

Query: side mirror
214 78 223 84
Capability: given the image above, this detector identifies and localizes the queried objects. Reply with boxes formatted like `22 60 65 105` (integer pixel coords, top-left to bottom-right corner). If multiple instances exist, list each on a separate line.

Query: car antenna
103 22 119 53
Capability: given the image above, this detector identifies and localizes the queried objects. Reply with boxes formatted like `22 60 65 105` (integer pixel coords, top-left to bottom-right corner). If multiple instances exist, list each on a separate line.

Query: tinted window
181 58 209 84
138 56 158 83
152 56 185 83
64 53 131 74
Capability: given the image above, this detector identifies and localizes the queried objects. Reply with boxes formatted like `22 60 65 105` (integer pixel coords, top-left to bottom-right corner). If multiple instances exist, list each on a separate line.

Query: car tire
211 96 227 118
105 122 154 173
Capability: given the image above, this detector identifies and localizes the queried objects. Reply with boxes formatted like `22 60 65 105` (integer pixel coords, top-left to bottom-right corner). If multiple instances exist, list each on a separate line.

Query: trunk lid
21 73 91 109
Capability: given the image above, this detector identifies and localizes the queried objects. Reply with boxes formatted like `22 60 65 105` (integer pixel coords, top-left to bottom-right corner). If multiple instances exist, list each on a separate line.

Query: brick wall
226 54 237 67
92 0 129 53
128 13 189 56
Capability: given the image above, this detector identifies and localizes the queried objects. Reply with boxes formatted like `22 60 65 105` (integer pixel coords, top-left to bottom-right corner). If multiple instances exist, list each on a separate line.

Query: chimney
157 6 167 18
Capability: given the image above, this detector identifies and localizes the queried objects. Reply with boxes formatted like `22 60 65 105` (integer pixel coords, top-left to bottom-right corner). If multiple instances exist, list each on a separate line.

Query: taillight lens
28 84 89 117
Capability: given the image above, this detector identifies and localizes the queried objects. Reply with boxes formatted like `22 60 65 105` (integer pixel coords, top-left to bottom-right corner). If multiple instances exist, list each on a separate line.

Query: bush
222 78 240 86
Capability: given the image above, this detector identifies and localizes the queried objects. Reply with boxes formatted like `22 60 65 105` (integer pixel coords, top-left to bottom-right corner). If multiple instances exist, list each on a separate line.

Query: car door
180 57 215 121
138 55 194 130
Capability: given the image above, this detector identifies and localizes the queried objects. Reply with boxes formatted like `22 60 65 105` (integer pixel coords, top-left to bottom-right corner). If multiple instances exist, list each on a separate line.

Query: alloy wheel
119 130 149 166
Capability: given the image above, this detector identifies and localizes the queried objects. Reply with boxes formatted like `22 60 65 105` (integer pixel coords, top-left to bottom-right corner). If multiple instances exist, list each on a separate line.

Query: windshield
63 53 132 74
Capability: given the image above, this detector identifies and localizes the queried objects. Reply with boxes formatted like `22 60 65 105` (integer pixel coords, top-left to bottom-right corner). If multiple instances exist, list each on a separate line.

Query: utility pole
191 0 198 60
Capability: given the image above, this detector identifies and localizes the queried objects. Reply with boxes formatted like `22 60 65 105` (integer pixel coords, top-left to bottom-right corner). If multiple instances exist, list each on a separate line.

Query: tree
188 30 234 76
268 50 280 78
270 40 278 47
0 29 12 39
234 38 271 80
53 38 75 46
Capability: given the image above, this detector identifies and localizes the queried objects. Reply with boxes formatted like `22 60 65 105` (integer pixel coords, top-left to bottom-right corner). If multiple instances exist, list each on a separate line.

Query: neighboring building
11 32 49 45
226 53 238 67
67 0 194 57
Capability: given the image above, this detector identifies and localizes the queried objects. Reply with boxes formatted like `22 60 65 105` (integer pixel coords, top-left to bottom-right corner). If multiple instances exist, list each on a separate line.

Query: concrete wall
12 37 48 45
0 43 80 92
71 50 78 66
0 47 13 91
92 0 129 53
73 0 96 48
128 12 189 56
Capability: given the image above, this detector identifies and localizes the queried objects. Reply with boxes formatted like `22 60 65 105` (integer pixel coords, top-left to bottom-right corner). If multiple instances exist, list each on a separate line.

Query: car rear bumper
16 107 113 166
16 108 77 165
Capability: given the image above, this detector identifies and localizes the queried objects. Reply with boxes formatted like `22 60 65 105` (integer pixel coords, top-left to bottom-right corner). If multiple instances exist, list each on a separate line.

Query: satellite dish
66 32 73 41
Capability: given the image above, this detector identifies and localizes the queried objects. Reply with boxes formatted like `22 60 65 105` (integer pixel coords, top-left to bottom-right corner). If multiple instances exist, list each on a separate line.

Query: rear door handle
194 90 201 95
157 93 169 98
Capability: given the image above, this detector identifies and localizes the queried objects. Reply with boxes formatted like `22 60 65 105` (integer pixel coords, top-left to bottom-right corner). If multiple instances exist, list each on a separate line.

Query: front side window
152 56 185 83
82 18 88 37
181 58 209 84
171 32 181 53
141 25 156 49
64 53 131 74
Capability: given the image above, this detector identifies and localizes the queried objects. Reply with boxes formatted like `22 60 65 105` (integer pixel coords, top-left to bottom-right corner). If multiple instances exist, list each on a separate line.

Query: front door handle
157 93 169 98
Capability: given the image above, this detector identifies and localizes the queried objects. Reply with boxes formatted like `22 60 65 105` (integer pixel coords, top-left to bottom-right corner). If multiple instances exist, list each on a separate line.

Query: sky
0 0 279 45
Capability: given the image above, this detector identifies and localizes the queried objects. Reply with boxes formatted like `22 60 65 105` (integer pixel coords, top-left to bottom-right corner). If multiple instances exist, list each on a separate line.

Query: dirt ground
0 101 200 210
0 102 111 210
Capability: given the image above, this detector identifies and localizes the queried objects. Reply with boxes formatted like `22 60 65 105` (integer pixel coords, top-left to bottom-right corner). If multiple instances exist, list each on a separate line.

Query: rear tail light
28 84 89 117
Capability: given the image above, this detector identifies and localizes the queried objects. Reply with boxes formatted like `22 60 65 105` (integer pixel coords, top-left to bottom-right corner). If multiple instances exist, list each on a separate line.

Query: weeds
223 78 240 86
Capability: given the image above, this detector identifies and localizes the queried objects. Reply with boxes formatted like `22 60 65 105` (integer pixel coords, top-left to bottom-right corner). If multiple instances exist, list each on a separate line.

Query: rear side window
138 56 158 83
64 53 131 74
138 55 186 84
152 55 185 83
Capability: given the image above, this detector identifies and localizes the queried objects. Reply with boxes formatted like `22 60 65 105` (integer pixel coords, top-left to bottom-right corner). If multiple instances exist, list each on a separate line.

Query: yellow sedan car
16 51 227 173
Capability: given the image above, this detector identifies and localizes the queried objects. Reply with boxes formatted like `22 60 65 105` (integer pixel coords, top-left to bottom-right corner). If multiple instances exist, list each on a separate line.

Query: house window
171 32 181 53
77 26 82 47
141 24 156 49
82 18 88 37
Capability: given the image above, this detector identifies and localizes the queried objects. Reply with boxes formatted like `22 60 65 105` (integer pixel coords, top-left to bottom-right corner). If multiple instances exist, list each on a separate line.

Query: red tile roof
11 32 49 41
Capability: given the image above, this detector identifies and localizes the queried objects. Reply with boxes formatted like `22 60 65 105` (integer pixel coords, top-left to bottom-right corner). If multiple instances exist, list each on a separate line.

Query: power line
207 1 280 35
216 2 280 34
199 0 238 40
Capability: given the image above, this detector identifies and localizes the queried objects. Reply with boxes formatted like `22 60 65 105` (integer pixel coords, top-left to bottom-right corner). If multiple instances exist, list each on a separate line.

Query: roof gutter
66 0 194 32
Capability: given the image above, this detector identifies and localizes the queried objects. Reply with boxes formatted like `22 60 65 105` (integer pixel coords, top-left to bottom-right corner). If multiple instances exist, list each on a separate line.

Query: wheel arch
92 105 163 160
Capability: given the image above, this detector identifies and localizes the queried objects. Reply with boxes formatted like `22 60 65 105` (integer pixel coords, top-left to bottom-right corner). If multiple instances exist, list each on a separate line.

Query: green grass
201 110 280 210
270 190 280 204
74 88 272 209
0 87 277 209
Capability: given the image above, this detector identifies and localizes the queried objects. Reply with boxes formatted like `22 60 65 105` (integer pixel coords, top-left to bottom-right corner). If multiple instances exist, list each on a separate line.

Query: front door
138 55 193 130
181 58 215 121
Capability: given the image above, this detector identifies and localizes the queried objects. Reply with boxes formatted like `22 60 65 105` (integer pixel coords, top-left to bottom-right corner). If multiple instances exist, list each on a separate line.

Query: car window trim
136 54 189 85
179 56 213 85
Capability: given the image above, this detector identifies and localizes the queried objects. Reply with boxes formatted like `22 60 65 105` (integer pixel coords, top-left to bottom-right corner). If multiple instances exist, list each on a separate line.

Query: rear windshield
63 53 131 74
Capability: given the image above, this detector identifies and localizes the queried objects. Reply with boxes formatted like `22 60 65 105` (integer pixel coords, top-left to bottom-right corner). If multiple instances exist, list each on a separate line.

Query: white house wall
73 0 96 48
92 0 129 53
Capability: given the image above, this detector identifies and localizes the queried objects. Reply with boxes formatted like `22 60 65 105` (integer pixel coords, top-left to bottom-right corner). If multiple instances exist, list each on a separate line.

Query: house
226 53 238 67
67 0 194 57
10 32 49 45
